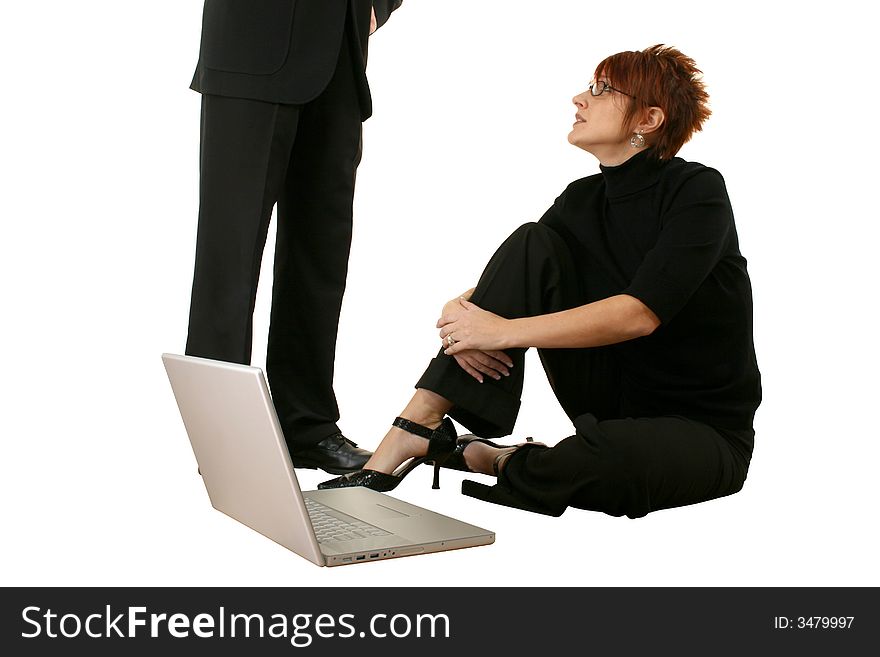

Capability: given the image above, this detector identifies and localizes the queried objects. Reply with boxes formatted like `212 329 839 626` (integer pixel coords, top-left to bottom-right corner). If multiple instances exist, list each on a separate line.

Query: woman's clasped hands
436 294 514 383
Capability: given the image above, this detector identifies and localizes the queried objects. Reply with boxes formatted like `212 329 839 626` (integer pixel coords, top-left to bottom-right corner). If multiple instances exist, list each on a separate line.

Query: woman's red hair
595 45 711 160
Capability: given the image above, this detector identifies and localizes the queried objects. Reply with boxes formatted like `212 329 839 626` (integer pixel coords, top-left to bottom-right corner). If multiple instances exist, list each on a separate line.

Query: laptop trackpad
370 503 410 519
305 488 423 522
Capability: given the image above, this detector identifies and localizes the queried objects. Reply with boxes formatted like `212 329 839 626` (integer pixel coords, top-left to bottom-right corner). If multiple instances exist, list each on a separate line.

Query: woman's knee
507 221 565 248
498 222 577 280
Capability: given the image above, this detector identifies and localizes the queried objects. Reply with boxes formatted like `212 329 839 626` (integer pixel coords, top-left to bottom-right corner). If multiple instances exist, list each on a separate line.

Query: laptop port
342 557 352 562
370 553 379 558
356 555 365 561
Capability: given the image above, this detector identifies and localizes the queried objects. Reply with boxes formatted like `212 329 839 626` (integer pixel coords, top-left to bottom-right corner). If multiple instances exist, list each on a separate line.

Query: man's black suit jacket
191 0 403 119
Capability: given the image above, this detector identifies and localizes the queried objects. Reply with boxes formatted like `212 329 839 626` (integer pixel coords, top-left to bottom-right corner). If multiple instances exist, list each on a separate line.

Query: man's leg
266 30 367 456
185 95 299 364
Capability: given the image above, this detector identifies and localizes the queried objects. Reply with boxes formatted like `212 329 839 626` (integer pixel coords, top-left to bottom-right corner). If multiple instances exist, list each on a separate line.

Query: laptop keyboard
304 497 390 543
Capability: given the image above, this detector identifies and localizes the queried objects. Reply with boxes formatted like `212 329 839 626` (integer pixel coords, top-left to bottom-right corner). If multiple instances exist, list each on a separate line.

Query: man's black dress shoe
290 434 372 475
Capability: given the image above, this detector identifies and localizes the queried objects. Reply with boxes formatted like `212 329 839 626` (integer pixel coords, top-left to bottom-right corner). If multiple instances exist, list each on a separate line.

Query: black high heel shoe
442 434 534 473
317 417 457 492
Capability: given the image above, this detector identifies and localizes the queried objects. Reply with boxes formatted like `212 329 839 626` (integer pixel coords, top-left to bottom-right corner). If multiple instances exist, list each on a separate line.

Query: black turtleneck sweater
539 150 761 431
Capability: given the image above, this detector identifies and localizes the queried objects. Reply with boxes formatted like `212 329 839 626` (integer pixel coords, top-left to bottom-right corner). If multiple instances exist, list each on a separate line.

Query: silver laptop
162 353 494 566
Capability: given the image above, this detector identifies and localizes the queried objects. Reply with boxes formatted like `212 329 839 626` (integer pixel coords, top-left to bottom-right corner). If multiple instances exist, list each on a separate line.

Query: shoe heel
432 462 441 490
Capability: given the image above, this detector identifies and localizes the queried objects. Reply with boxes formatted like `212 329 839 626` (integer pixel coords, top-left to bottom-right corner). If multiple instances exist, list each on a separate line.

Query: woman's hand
450 348 513 383
437 298 513 355
437 291 513 381
440 288 474 320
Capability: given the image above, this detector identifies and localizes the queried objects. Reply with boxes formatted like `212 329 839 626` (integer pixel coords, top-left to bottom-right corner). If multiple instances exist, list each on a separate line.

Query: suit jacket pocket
200 0 296 75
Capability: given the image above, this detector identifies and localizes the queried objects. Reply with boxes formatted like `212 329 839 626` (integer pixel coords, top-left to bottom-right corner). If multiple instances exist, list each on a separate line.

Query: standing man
185 1 403 474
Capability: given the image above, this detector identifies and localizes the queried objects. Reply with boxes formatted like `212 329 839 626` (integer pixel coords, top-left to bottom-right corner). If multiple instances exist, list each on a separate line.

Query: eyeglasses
588 80 636 99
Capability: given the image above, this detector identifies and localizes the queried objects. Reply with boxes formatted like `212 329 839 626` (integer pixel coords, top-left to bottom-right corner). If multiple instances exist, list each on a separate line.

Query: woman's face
568 75 635 163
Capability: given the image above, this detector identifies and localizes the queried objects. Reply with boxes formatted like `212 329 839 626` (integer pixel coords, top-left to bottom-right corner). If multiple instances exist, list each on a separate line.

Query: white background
1 1 877 587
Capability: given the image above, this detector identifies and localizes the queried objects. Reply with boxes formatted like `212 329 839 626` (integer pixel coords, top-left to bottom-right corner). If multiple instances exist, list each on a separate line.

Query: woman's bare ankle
398 389 452 428
361 392 453 474
461 442 516 476
363 425 427 473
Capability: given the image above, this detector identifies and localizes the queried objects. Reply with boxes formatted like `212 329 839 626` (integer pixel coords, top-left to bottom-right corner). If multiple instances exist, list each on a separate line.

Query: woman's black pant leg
498 415 751 518
415 222 583 437
537 345 622 423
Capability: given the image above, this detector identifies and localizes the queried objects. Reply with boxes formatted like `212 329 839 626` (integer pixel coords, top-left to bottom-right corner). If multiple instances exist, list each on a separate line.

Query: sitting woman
320 44 761 519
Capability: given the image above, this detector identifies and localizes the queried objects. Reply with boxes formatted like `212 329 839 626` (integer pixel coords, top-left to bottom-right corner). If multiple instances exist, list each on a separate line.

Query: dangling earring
630 130 645 149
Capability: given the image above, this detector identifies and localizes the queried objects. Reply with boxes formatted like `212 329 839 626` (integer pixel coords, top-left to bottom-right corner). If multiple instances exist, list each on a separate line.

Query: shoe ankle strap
392 417 435 440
